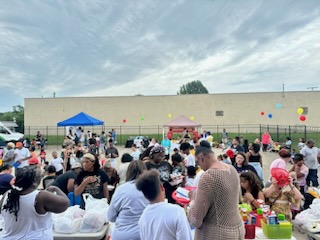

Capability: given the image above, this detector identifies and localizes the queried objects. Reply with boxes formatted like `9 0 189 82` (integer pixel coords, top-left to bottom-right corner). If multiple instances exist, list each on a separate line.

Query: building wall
24 91 319 129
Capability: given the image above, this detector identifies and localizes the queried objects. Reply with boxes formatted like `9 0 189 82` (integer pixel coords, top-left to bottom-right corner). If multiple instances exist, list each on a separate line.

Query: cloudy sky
1 0 320 112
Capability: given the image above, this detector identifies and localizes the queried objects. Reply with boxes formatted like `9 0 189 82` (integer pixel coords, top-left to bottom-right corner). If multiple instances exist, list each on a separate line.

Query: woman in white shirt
0 166 69 240
107 161 149 240
118 153 133 185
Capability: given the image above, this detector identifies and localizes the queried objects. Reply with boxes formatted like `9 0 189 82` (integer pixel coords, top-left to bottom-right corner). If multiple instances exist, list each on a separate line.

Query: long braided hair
3 166 41 221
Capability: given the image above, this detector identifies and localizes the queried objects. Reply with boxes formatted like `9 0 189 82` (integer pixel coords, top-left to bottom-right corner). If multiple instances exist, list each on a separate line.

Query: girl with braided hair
0 166 69 239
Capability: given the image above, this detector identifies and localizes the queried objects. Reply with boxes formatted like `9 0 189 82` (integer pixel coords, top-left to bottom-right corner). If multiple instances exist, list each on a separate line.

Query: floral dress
266 190 297 221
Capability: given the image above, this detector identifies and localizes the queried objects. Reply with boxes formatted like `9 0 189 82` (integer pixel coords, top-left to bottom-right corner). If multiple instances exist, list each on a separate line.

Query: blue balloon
276 103 282 109
268 114 273 118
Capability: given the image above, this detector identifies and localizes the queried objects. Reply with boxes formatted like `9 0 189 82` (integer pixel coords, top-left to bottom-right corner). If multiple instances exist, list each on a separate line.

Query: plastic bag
53 205 85 233
79 210 106 233
79 193 109 233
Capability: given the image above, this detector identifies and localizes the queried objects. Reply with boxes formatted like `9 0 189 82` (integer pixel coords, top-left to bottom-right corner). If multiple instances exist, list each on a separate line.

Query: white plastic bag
53 205 85 233
79 193 109 233
79 210 106 233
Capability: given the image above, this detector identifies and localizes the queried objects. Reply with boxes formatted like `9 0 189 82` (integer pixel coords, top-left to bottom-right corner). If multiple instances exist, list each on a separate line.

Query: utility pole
282 83 285 97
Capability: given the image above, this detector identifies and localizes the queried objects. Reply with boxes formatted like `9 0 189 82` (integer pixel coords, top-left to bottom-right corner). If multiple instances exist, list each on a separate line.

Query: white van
0 122 24 143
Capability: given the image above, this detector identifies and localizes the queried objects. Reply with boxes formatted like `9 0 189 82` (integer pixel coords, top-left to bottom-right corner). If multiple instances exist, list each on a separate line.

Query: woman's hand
271 177 278 186
244 192 254 202
84 176 96 184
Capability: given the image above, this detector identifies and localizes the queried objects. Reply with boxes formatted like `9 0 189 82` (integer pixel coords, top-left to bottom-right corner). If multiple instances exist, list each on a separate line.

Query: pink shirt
261 133 270 145
297 164 309 186
270 158 286 176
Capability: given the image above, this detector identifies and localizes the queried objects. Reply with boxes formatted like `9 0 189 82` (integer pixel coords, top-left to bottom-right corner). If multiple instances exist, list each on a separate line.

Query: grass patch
33 131 320 148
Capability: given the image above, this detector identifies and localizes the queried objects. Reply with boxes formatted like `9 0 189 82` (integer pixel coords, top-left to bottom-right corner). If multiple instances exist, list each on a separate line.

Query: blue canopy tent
57 112 104 126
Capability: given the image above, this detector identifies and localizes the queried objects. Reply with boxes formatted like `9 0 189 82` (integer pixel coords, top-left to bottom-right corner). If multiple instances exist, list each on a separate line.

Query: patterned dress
188 166 245 240
265 190 297 221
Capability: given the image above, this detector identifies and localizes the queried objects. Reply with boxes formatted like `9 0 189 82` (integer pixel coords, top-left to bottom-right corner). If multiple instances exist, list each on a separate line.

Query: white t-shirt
2 190 53 239
118 162 130 185
131 150 141 161
185 154 195 167
194 170 205 187
185 177 195 187
49 157 64 172
300 146 320 169
139 202 192 240
14 148 30 168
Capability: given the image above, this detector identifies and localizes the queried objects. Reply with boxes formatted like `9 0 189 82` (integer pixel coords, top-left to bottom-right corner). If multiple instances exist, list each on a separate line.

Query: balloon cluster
260 104 307 122
297 108 306 121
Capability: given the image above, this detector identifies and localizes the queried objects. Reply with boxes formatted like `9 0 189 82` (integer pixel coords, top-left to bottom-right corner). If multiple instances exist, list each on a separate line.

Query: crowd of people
0 128 319 239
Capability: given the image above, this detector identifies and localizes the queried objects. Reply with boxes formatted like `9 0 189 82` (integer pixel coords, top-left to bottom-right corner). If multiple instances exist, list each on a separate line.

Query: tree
177 80 209 95
0 105 24 133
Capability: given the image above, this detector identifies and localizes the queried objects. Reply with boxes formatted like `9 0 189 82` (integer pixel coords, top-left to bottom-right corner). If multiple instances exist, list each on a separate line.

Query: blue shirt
161 139 171 155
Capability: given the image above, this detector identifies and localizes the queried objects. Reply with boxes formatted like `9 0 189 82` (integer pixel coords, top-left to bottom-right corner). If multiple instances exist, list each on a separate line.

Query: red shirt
193 131 199 141
167 131 173 139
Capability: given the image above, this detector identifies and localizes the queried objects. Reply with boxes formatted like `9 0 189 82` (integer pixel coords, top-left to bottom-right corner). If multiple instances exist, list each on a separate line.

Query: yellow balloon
297 108 304 115
190 116 195 121
168 114 172 119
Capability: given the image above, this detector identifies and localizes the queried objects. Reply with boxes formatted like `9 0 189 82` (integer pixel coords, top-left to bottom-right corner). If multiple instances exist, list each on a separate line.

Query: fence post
289 126 291 139
304 125 307 141
28 126 31 139
277 125 279 141
139 125 141 136
56 127 58 150
46 126 48 140
238 124 240 137
157 125 160 140
120 126 122 145
267 125 269 132
259 124 262 140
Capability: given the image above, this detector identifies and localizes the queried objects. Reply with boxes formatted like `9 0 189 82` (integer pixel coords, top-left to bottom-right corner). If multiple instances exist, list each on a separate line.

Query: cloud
0 0 320 112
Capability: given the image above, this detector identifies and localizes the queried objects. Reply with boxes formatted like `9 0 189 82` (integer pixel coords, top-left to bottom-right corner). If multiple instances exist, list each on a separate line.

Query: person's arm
63 158 67 172
103 182 110 202
74 176 96 196
258 191 265 203
289 165 295 172
67 179 76 193
263 178 277 198
113 149 119 158
289 179 303 201
107 189 121 222
188 173 212 228
245 152 251 162
36 186 69 214
9 176 15 186
295 167 305 178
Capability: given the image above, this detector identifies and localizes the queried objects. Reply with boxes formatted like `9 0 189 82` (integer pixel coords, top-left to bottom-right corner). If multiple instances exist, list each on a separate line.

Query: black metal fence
24 124 320 147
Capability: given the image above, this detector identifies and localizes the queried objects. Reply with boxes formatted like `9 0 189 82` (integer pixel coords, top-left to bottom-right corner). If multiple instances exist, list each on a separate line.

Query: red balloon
260 112 265 116
300 115 306 121
271 168 289 187
122 119 126 123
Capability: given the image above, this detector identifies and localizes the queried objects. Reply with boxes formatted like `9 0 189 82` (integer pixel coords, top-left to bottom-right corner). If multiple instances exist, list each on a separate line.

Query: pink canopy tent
163 115 201 135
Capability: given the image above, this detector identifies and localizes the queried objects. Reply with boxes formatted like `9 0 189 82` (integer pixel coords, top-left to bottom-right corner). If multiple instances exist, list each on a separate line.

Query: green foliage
177 80 209 95
0 105 24 133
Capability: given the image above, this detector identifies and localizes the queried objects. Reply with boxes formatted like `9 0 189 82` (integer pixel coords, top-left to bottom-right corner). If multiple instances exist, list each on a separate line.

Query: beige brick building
25 91 319 129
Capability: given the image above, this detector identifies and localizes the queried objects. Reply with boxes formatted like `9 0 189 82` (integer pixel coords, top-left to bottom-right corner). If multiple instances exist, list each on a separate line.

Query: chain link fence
23 124 320 147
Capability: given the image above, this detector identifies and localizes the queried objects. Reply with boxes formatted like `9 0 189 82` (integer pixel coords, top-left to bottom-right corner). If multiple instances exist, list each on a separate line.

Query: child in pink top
269 149 292 177
290 153 308 194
